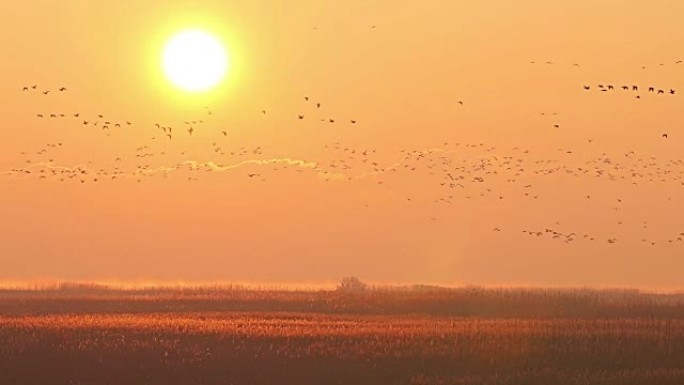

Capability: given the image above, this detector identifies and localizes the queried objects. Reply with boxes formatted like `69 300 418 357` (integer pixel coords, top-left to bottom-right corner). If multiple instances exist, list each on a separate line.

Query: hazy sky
2 0 684 288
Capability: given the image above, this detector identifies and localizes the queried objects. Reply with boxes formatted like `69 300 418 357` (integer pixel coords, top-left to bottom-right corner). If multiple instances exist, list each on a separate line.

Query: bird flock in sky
5 58 684 249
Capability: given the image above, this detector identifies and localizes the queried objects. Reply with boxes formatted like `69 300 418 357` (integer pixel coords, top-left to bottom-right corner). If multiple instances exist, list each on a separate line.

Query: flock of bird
582 83 676 97
6 66 684 249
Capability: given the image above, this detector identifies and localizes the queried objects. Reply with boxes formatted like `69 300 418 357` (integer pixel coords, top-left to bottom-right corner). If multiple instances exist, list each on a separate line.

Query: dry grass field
1 284 683 385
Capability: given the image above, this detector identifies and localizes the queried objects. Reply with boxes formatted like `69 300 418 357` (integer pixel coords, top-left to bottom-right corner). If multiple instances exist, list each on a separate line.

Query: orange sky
2 0 684 288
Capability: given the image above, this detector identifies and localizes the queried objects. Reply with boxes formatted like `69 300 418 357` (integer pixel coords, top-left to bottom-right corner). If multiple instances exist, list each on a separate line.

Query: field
1 284 684 385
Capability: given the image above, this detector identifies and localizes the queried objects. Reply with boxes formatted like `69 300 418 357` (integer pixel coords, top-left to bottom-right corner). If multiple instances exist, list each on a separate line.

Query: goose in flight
59 87 67 92
662 133 668 139
298 115 304 119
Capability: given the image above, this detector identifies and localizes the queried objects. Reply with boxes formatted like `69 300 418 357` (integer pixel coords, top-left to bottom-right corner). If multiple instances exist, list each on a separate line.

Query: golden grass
1 287 683 384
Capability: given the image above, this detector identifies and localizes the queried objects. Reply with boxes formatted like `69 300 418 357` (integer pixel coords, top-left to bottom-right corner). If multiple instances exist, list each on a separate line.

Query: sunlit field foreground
1 284 684 385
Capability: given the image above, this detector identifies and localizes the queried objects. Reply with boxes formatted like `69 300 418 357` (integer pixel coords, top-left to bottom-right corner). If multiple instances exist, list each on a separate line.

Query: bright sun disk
162 30 228 92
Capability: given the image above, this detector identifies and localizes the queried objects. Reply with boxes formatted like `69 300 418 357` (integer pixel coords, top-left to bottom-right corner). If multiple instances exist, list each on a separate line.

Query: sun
162 30 229 92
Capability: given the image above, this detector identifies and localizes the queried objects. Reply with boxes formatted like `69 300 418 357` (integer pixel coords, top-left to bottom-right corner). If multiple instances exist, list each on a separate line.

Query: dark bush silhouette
337 277 367 293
